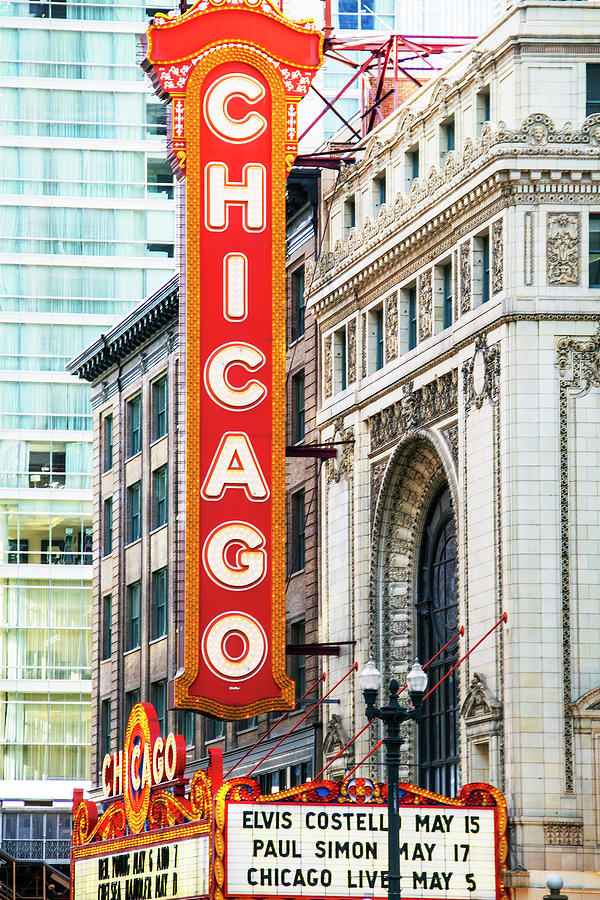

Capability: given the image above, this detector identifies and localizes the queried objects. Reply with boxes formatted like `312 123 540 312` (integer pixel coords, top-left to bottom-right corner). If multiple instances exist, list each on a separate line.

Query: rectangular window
178 710 196 747
127 482 142 544
101 698 111 758
103 497 113 556
343 196 355 238
405 145 419 190
290 620 306 705
291 265 305 341
153 376 168 441
590 214 600 287
126 581 141 651
476 88 490 136
473 234 490 305
127 395 142 457
587 64 600 118
408 285 417 351
125 689 140 721
153 465 168 529
443 263 453 329
291 490 305 574
236 716 258 733
103 414 113 472
102 594 112 661
440 117 455 164
205 717 226 742
373 173 386 214
367 305 384 374
292 372 305 443
151 567 168 640
333 327 347 392
151 680 167 735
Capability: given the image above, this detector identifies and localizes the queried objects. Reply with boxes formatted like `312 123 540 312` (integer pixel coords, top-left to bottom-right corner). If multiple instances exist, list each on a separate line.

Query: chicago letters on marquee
72 705 508 900
142 0 323 718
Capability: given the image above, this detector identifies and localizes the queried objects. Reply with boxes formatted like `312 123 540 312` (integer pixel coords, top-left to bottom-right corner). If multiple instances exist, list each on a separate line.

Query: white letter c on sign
204 73 267 144
204 342 267 411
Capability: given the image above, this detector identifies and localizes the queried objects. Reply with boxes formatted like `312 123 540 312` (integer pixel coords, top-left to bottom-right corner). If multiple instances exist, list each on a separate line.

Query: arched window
416 485 459 796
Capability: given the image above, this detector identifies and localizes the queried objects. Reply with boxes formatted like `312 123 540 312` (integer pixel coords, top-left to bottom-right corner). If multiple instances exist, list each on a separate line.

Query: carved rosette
347 317 357 383
385 292 399 362
492 219 503 294
418 270 433 341
324 334 333 399
460 241 472 313
547 212 581 286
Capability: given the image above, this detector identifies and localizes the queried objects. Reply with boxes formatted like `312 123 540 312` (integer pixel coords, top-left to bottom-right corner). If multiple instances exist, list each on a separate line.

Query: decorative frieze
524 211 534 286
361 313 367 380
418 271 433 342
547 212 581 286
543 823 583 847
460 241 472 313
326 416 354 484
369 370 458 453
492 219 503 294
385 292 398 362
323 334 332 399
347 318 357 384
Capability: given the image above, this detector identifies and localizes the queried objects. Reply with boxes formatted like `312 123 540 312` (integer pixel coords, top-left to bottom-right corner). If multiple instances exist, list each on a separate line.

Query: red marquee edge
71 757 508 900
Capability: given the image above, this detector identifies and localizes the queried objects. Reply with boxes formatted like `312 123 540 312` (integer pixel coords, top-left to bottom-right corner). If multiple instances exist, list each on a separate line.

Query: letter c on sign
204 342 267 411
204 73 267 144
203 521 267 590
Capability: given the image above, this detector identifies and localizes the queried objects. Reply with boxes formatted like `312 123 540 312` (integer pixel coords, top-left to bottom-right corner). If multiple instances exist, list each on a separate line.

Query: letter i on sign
143 0 323 717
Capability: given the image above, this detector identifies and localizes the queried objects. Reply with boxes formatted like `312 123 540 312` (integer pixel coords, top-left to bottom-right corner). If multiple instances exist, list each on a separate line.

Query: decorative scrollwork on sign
369 371 458 453
463 334 500 413
547 212 581 286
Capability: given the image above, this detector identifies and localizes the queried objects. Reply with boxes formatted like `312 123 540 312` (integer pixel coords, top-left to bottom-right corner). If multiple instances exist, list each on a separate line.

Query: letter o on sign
201 611 268 681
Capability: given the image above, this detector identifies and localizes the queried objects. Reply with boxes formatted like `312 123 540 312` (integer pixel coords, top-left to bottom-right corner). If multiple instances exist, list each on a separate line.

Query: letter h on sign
142 1 323 718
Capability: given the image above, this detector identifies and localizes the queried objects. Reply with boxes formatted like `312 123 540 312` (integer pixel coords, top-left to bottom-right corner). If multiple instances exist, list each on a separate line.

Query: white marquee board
225 803 499 900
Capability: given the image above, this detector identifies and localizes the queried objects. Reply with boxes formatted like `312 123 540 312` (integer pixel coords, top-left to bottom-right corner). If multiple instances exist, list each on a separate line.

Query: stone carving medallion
547 212 580 286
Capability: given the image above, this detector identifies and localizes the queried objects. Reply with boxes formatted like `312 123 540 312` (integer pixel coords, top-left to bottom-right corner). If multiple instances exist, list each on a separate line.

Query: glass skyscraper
0 0 175 866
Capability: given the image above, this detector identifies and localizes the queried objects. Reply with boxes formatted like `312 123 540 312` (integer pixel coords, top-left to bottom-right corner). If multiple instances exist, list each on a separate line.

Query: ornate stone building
311 1 600 893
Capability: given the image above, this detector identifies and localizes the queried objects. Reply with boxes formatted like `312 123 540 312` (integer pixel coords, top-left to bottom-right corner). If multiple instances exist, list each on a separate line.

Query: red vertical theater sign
143 1 323 717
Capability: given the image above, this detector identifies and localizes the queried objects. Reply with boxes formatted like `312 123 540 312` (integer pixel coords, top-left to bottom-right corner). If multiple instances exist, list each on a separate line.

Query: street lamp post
359 658 428 900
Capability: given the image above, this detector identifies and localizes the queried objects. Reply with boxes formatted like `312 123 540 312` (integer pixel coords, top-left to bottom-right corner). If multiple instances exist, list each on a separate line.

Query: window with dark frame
205 717 226 741
408 285 417 351
151 567 168 640
103 414 113 472
333 328 347 392
153 464 168 529
127 481 141 543
101 698 111 758
102 594 112 660
292 265 305 341
291 490 305 574
236 716 258 733
590 214 600 287
417 486 459 798
153 375 168 440
127 395 142 457
292 372 305 443
125 688 140 721
442 263 453 329
587 65 600 118
440 116 455 164
481 235 490 304
103 496 113 556
126 581 141 651
290 620 306 705
151 680 167 735
343 195 355 238
375 307 384 370
178 710 196 747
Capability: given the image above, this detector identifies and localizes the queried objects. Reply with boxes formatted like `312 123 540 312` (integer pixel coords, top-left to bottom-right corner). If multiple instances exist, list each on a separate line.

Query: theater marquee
142 0 323 718
72 705 508 900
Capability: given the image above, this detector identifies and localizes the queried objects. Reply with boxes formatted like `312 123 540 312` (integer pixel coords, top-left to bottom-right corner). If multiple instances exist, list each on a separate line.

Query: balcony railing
1 839 70 863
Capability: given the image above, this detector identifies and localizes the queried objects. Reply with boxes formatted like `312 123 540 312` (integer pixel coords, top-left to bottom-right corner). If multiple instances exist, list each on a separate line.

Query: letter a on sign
142 2 323 717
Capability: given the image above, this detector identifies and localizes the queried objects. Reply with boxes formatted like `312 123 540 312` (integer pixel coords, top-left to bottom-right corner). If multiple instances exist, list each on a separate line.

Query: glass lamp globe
359 657 382 692
406 659 428 694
